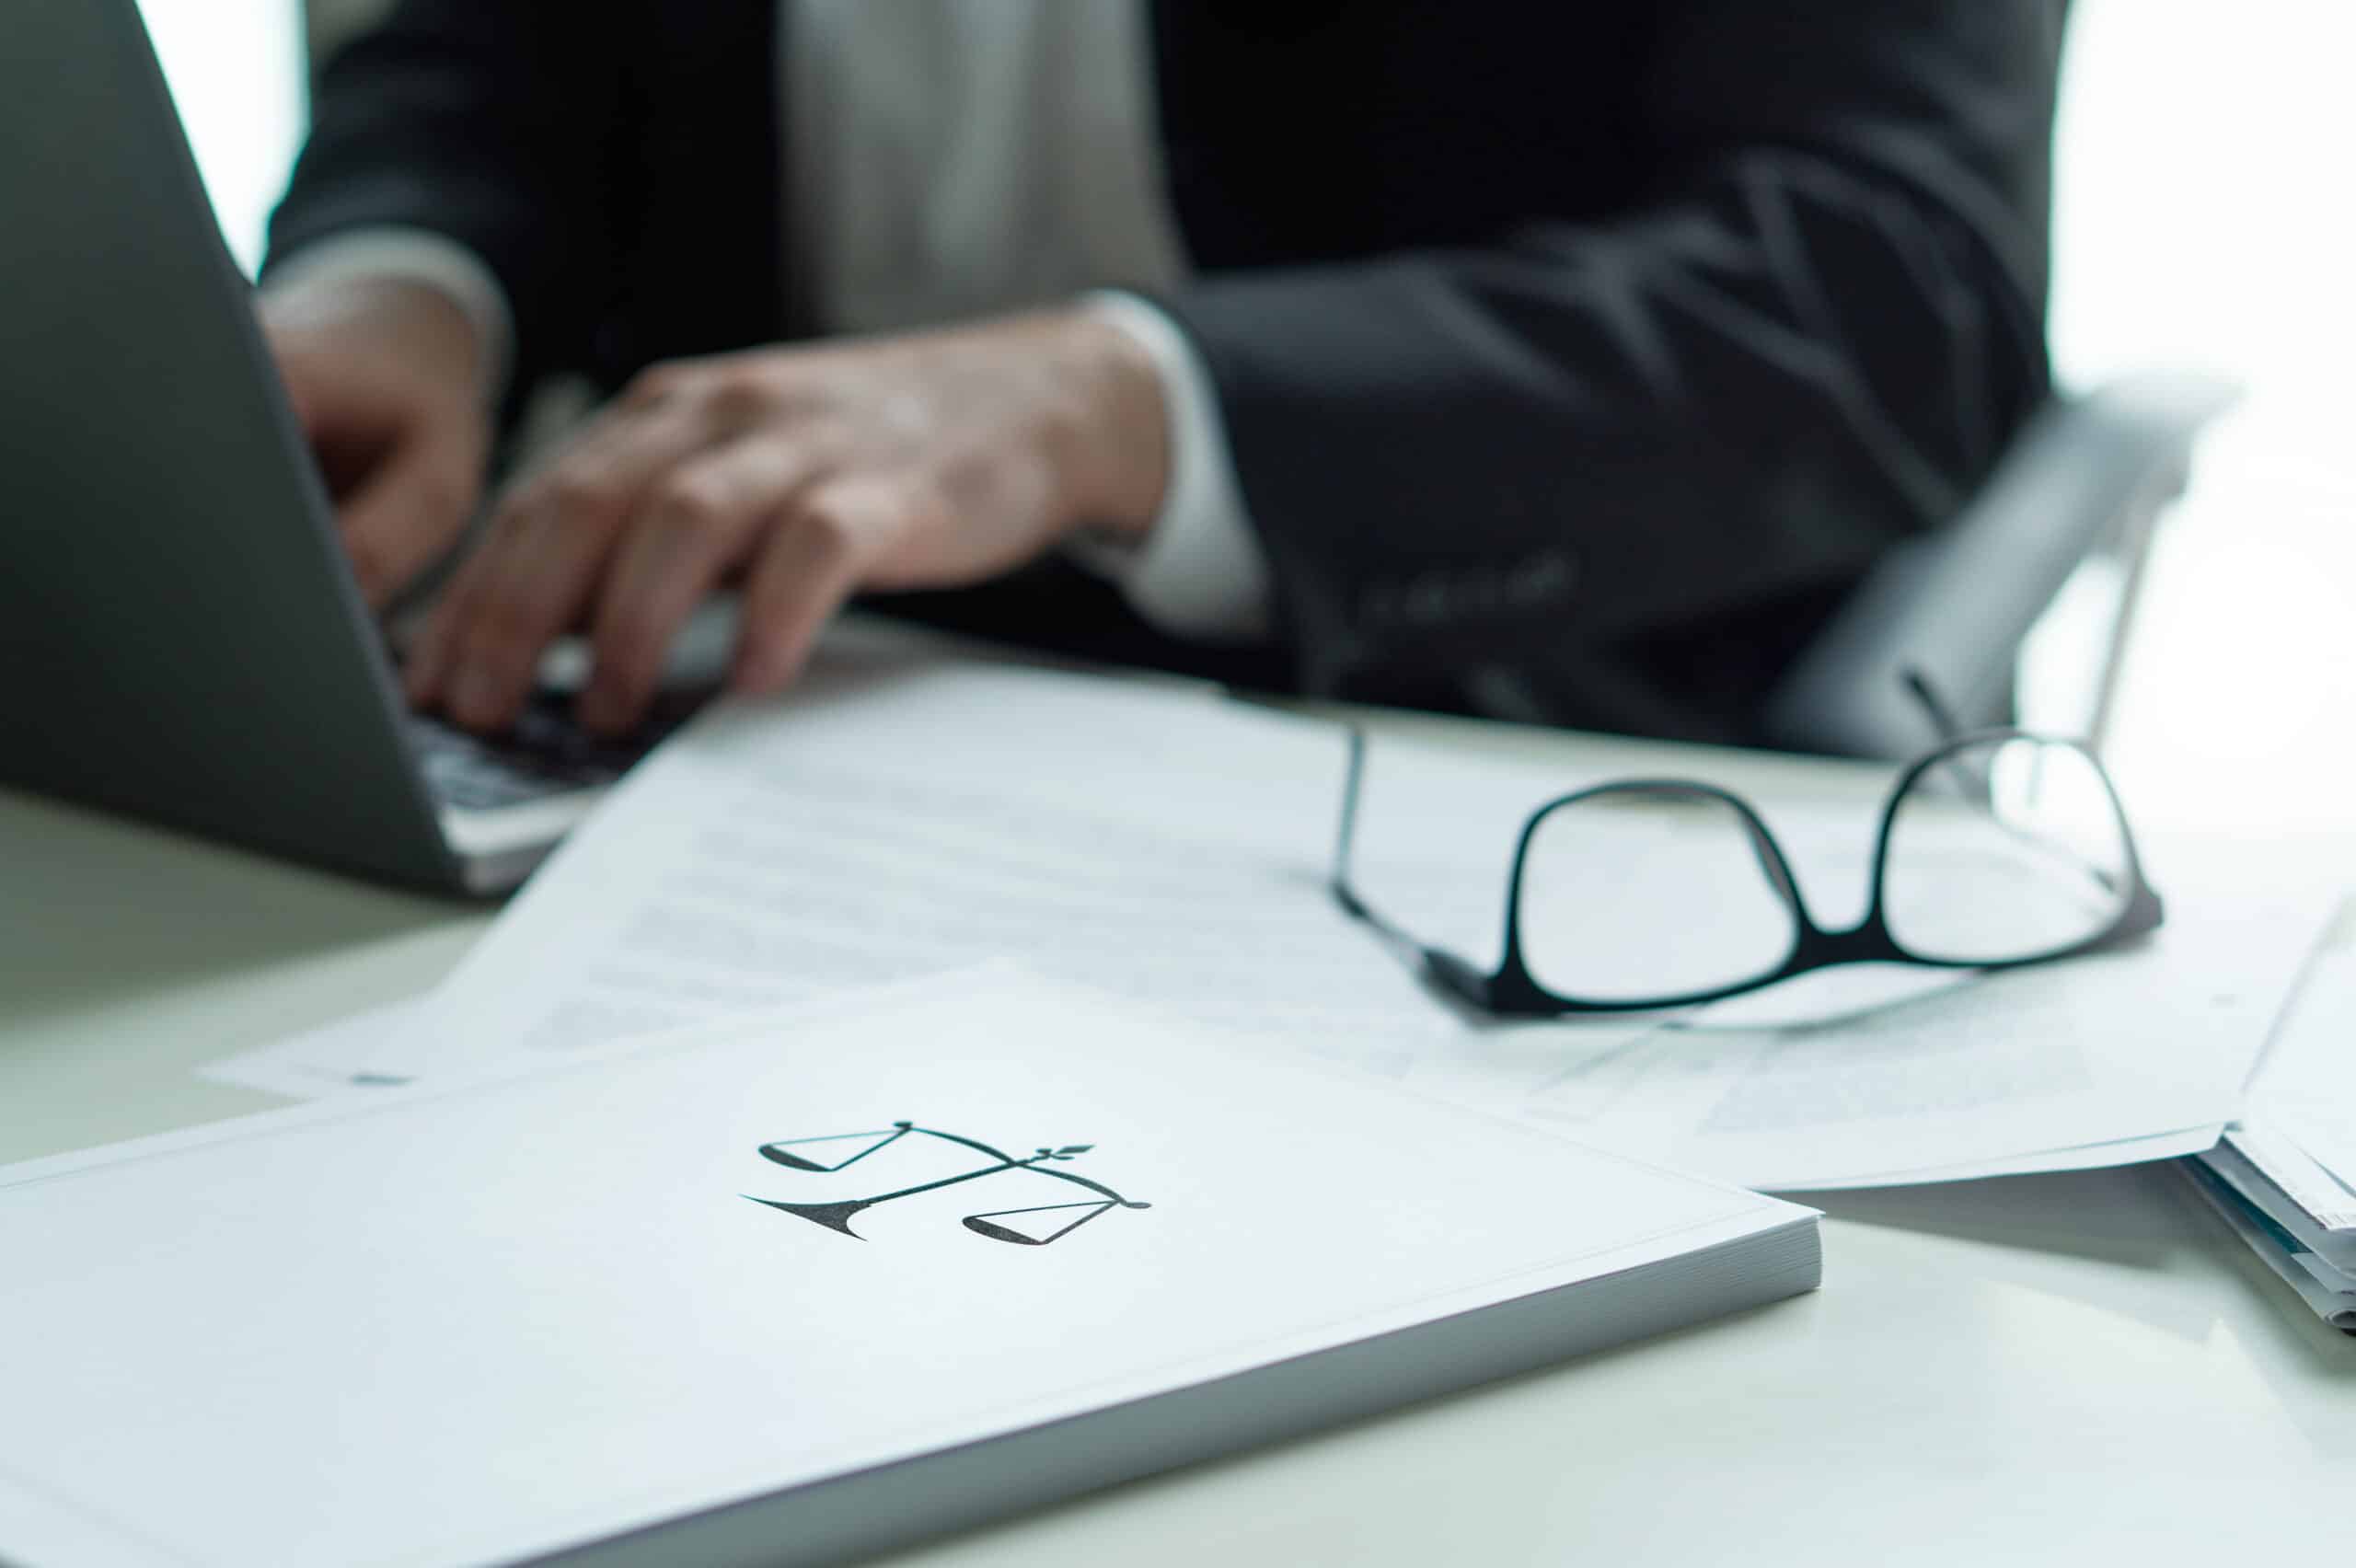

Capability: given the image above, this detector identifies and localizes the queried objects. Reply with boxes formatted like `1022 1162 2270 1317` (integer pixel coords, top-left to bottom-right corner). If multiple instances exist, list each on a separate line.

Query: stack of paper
3 967 1819 1568
2180 900 2356 1333
206 648 2334 1193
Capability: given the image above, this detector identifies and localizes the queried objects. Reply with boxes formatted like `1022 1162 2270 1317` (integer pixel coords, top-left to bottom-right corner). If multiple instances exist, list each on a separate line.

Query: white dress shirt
269 0 1272 641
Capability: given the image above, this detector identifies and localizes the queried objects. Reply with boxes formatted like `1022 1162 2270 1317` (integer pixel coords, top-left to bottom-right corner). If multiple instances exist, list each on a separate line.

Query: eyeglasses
1329 720 2165 1019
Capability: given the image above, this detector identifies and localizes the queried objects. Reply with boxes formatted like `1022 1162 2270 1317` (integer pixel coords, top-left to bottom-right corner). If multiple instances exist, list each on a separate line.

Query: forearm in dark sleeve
1160 1 2062 725
263 0 629 399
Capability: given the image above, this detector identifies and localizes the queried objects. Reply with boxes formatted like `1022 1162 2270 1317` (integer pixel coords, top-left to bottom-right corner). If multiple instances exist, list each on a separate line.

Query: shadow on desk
1808 1163 2356 1377
0 784 454 1024
1800 1165 2193 1269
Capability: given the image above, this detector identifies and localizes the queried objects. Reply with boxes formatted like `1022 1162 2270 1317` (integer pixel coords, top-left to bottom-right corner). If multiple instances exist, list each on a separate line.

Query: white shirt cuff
1070 291 1273 642
262 227 515 404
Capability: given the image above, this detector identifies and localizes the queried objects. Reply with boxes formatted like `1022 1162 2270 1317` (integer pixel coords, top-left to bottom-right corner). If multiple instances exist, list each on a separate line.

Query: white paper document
1 967 1816 1568
199 997 427 1097
1408 879 2322 1191
2200 1138 2356 1276
1831 1124 2229 1188
2235 896 2356 1213
2223 1120 2356 1233
352 659 1612 1083
227 655 2325 1192
2179 1160 2356 1334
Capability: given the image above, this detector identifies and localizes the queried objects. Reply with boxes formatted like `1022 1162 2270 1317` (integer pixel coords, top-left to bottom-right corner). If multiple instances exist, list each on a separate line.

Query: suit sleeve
262 0 629 409
1157 1 2063 732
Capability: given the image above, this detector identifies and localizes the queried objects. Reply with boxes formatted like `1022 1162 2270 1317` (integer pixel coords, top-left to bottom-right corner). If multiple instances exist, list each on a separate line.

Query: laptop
0 0 680 895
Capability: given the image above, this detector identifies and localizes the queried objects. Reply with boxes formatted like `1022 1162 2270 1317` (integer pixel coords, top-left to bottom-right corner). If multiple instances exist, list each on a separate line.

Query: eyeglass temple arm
1902 667 1968 746
1329 728 1496 1009
1331 728 1370 901
1903 667 2001 817
1900 666 2136 900
1331 730 1410 945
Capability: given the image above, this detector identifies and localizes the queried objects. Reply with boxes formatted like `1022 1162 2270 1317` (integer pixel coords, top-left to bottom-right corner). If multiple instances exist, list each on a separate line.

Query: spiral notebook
0 966 1818 1568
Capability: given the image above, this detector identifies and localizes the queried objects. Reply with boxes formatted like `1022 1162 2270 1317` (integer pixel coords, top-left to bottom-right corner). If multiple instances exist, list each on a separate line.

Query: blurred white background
2046 1 2356 830
133 0 304 279
139 0 2353 828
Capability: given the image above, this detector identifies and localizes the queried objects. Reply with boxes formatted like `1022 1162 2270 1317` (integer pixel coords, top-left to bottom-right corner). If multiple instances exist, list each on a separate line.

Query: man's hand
403 309 1170 735
260 278 492 607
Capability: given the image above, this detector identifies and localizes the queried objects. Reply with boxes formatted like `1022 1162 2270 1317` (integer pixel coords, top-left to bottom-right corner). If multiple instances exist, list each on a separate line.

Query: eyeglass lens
1880 735 2133 963
1512 786 1802 1003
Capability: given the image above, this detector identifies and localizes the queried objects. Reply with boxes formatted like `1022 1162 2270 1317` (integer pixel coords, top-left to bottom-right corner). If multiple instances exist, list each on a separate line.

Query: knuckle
621 363 685 409
651 470 733 536
413 466 471 528
596 621 661 686
342 531 387 589
468 583 546 658
896 480 953 539
796 499 862 561
700 370 772 426
482 484 534 532
455 621 525 687
543 465 616 518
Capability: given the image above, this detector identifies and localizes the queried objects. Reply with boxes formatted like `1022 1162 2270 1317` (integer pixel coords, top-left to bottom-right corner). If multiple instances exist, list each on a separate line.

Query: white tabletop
3 708 2350 1568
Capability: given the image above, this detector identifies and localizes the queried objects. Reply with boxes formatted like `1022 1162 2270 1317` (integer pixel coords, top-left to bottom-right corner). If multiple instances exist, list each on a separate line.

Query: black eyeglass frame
1330 726 2167 1019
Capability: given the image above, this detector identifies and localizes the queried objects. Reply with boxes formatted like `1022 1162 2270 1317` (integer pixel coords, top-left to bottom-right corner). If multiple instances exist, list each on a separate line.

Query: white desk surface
4 708 2351 1568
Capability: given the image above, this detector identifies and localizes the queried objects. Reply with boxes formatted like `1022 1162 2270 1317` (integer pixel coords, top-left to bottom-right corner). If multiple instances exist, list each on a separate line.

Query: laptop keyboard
406 691 698 811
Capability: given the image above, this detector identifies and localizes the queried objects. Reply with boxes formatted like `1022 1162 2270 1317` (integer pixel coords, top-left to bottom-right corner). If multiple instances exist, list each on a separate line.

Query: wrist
1039 307 1170 548
263 275 488 402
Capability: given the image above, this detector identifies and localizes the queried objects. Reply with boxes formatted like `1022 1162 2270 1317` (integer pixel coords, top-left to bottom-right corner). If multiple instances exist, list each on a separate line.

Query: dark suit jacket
269 0 2062 744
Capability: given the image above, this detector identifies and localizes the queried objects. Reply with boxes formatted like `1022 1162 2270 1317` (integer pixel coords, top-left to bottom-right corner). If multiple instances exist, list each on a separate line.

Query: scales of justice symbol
745 1121 1153 1245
